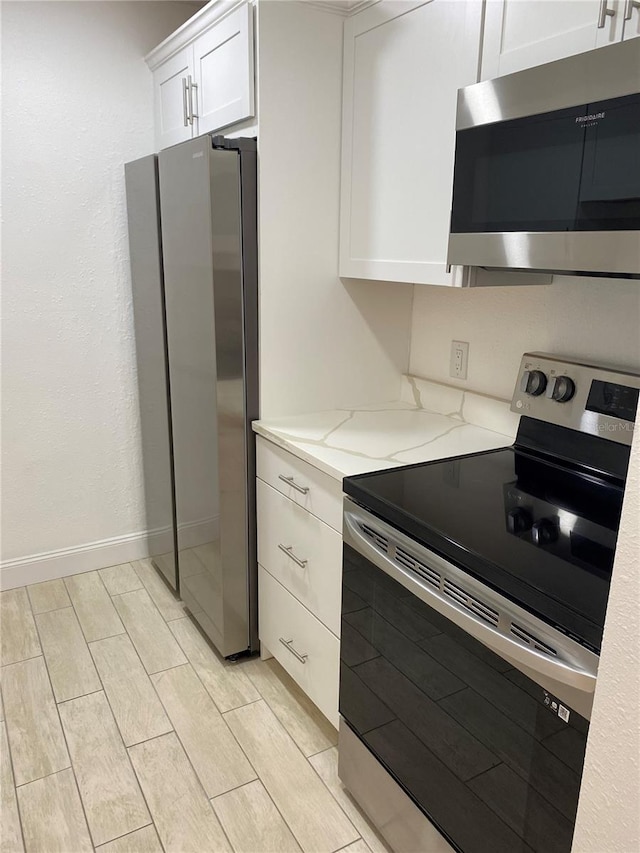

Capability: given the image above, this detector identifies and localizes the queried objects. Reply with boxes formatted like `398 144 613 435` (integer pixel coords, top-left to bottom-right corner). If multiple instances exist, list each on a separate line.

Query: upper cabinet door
339 0 483 286
623 0 640 39
481 0 624 80
193 4 255 135
153 45 194 150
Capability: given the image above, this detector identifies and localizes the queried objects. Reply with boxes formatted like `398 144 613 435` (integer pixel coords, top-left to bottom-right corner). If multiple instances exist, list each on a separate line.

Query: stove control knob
521 369 547 397
531 519 558 547
507 508 533 535
549 375 576 403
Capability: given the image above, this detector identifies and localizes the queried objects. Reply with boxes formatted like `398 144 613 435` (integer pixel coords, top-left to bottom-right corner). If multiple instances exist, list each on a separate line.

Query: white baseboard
0 517 218 590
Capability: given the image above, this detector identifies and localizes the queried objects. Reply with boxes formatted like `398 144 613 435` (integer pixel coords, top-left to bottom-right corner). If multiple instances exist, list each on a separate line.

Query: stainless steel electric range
338 353 640 853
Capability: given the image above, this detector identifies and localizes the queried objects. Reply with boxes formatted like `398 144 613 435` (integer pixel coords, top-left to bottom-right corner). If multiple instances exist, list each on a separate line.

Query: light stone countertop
252 376 521 481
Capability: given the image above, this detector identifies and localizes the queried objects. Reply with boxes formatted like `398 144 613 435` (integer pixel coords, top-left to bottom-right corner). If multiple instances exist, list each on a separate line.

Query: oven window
340 543 589 853
451 93 640 233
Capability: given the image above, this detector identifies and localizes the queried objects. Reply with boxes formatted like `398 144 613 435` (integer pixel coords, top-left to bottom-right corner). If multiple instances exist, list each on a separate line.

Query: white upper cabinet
146 0 255 152
153 46 195 151
193 5 255 136
481 0 630 80
623 0 640 38
339 0 483 286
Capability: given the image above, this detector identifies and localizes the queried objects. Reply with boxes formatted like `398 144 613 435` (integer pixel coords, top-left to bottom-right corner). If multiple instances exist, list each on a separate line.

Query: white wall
572 430 640 853
257 0 413 420
409 276 640 399
1 1 201 580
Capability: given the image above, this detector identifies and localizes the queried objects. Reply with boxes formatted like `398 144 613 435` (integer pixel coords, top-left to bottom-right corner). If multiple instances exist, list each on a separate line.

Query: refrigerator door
158 136 258 657
124 155 177 589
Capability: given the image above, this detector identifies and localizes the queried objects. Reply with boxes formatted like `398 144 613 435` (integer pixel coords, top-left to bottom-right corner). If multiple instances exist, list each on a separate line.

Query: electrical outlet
450 340 469 379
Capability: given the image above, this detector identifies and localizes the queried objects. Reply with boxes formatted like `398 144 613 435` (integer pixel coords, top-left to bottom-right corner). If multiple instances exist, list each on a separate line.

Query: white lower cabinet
259 566 340 728
256 437 343 726
257 479 342 637
256 437 343 532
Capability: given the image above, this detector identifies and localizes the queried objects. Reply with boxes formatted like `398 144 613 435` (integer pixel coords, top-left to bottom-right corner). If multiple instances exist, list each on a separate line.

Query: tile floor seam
224 700 358 853
307 743 338 759
148 666 260 807
333 839 365 853
26 613 73 783
306 746 368 847
241 659 339 756
243 681 339 764
0 652 44 670
128 731 236 853
130 561 185 625
164 627 265 776
211 775 305 853
2 718 29 853
34 588 147 851
110 588 186 674
93 821 155 851
56 687 107 706
68 762 101 851
76 640 165 849
63 573 123 649
229 666 355 840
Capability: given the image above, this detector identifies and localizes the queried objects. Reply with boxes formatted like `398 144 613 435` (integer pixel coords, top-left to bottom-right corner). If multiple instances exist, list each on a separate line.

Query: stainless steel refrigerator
125 136 259 658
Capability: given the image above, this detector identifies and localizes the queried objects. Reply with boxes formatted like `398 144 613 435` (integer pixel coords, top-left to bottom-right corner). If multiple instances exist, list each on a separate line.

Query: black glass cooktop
343 447 625 651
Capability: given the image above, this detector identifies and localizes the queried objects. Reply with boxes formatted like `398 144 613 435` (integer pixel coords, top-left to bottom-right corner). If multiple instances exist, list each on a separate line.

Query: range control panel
511 353 640 446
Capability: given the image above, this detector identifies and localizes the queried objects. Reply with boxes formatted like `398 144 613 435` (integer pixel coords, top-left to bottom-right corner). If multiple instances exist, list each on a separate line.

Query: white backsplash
409 276 640 401
399 375 520 439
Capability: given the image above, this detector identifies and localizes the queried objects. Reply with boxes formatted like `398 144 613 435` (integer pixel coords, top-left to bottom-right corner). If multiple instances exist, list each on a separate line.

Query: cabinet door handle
624 0 640 19
279 637 308 664
278 544 308 568
278 474 309 495
598 0 615 27
187 75 198 123
182 77 189 127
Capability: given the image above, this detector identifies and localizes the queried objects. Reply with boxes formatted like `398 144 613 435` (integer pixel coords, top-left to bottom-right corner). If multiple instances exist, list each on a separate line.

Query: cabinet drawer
257 479 342 636
256 437 342 532
259 566 339 728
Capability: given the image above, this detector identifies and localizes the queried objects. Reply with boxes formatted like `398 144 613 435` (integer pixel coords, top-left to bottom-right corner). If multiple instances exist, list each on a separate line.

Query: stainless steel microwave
447 39 640 279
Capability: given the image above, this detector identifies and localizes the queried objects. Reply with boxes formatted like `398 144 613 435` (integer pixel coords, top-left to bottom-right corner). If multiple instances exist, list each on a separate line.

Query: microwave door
577 95 640 229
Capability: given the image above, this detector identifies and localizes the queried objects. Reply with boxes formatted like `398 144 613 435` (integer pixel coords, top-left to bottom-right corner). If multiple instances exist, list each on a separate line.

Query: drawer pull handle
279 637 308 664
278 544 308 568
278 474 309 495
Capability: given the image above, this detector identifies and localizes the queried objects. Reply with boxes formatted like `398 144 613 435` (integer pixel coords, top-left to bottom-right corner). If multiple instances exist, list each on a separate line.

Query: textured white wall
410 276 640 399
572 431 640 853
257 1 413 420
1 1 200 565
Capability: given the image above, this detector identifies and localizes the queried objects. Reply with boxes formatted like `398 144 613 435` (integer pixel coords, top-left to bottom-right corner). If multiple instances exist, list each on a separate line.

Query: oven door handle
343 503 599 697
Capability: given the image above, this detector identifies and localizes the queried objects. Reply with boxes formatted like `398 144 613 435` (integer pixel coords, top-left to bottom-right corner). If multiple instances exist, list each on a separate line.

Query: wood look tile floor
0 564 390 853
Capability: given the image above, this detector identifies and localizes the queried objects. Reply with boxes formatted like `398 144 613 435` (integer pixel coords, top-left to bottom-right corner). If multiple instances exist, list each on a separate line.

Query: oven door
340 498 597 853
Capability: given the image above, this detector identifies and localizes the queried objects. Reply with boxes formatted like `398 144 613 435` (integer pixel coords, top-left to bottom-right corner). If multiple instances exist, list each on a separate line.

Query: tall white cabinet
339 0 483 287
481 0 638 79
146 1 255 151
